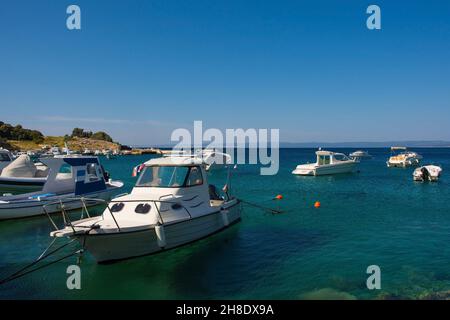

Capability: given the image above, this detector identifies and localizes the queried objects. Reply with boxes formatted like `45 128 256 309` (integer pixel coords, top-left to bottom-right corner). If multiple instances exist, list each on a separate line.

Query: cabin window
59 163 72 174
55 163 73 180
136 165 202 188
135 203 151 214
186 166 203 186
111 202 125 212
318 155 330 165
86 163 101 182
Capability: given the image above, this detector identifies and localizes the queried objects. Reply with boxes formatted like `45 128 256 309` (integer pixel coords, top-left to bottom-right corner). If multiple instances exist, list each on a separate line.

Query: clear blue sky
1 0 449 145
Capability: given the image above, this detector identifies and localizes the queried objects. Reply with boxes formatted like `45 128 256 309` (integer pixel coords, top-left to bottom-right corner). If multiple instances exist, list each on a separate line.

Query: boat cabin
133 156 228 209
98 155 232 228
315 151 351 165
39 156 109 195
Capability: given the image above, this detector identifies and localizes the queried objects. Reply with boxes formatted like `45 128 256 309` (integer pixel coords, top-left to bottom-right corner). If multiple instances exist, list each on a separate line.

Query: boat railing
43 196 194 233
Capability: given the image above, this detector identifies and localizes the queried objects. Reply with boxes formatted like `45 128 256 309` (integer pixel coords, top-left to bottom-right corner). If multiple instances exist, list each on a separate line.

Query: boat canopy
144 155 204 167
0 154 47 178
316 150 344 156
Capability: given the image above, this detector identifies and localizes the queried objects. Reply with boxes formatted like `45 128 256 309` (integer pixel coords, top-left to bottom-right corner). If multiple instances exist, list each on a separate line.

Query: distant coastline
146 141 450 149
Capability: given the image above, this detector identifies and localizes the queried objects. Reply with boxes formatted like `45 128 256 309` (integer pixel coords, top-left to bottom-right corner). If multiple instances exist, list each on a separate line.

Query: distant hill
8 136 120 152
1 122 121 152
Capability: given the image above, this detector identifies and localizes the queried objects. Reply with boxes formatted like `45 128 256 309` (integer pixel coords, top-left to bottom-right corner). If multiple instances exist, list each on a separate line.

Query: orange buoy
314 201 321 208
274 194 283 200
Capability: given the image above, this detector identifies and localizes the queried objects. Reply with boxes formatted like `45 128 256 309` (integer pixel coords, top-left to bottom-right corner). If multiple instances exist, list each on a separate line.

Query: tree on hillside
91 131 113 142
0 137 15 150
71 128 93 139
0 121 44 142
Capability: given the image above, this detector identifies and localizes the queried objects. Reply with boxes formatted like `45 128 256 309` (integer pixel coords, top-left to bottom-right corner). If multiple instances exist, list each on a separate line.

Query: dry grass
8 136 120 152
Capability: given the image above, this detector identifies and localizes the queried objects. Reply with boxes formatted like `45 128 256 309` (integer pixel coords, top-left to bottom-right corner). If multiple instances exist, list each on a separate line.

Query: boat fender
155 225 166 248
221 208 229 226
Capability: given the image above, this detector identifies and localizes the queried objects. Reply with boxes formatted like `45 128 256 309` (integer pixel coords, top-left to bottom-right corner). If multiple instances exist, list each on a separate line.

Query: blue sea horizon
0 147 449 299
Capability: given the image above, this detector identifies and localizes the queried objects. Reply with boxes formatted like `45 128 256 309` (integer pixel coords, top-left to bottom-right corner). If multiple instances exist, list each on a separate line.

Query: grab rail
43 196 195 233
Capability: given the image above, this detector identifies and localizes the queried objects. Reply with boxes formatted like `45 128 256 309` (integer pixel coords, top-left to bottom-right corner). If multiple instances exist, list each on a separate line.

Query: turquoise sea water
1 148 450 299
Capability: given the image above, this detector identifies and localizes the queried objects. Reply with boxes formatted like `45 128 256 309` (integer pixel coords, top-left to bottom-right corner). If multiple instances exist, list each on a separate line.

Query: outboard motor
421 167 430 182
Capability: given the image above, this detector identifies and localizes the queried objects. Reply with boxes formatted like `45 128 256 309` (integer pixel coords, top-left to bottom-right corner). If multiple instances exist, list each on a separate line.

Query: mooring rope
0 238 79 286
239 199 283 214
0 250 82 285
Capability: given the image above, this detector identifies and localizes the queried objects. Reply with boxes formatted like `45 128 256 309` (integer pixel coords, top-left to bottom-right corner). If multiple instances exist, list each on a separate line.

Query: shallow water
1 148 449 299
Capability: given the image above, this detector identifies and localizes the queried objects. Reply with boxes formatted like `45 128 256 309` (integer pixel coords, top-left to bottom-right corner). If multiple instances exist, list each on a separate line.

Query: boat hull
413 166 442 182
387 160 420 168
75 201 242 263
0 177 46 194
293 161 358 176
0 188 116 220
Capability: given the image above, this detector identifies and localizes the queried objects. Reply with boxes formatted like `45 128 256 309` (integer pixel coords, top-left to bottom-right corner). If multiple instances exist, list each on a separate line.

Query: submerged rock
301 288 357 300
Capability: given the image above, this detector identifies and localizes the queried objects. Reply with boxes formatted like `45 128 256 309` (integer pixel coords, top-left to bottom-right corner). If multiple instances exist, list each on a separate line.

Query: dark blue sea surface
1 148 449 299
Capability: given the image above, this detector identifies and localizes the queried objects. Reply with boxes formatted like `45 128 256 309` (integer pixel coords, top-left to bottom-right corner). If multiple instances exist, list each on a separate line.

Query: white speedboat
50 154 242 263
0 148 14 173
0 155 48 193
350 150 372 159
387 147 422 167
0 156 123 220
413 165 442 182
292 150 359 176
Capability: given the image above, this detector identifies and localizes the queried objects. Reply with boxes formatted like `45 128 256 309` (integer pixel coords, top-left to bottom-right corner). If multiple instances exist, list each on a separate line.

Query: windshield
333 154 348 161
136 165 203 188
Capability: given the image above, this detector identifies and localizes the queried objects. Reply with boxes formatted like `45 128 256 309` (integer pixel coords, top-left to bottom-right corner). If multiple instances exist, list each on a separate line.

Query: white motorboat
349 150 372 159
387 147 422 167
0 148 14 173
82 149 94 156
413 165 442 182
50 146 61 156
50 154 242 263
292 150 359 176
0 156 123 220
0 155 48 193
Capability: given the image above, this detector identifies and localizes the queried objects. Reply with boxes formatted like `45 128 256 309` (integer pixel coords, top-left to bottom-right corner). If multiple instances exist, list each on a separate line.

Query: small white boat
0 156 123 220
82 149 94 156
413 165 442 182
0 148 14 173
50 146 61 156
387 147 422 167
0 155 48 193
350 150 372 159
50 154 241 263
292 150 359 176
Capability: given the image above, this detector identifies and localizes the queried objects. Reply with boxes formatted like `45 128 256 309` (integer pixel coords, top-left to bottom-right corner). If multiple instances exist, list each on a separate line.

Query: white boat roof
144 155 204 166
315 150 343 156
391 146 407 150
